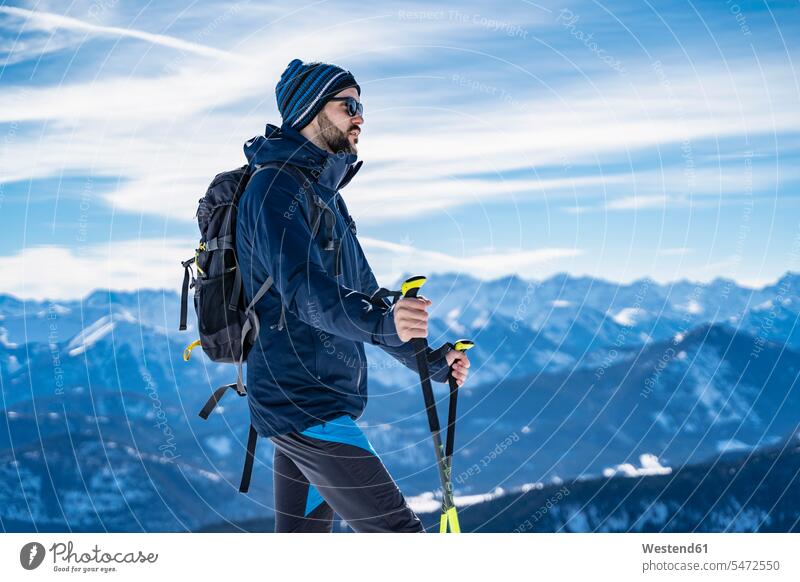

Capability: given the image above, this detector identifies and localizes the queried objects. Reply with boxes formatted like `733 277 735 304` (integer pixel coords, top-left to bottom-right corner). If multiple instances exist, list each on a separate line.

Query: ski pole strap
239 424 259 493
443 339 474 459
198 383 245 420
413 337 440 434
401 276 440 434
369 287 402 310
446 373 459 459
427 342 454 365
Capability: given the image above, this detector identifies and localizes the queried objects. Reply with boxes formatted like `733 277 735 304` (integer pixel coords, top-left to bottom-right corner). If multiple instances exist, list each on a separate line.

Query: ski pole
400 276 452 529
440 339 474 534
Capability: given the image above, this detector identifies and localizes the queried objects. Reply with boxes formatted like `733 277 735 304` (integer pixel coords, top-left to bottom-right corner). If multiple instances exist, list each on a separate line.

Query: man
236 59 471 533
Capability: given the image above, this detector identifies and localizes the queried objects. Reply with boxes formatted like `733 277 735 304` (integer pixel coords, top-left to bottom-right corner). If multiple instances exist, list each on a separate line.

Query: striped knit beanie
276 59 361 130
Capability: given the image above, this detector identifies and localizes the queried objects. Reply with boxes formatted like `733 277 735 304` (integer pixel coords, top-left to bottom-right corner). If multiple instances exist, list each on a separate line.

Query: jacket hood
243 122 359 191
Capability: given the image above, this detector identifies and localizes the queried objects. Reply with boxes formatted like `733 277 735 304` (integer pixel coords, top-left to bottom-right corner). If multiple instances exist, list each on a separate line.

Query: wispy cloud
360 236 583 283
604 194 668 211
0 6 245 62
0 239 193 299
0 235 581 299
2 55 798 222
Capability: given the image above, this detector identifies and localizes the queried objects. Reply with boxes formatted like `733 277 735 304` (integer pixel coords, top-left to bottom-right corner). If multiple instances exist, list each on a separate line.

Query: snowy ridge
66 310 137 356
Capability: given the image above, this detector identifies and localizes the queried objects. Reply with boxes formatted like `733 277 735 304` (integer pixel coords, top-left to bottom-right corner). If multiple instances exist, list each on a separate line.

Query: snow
603 453 672 478
688 350 753 424
612 307 645 326
406 492 443 513
67 311 136 356
0 327 18 348
5 354 21 373
681 300 703 314
471 310 490 328
406 487 507 513
37 304 70 316
445 308 466 334
635 501 670 529
565 508 590 532
716 439 751 453
753 299 773 312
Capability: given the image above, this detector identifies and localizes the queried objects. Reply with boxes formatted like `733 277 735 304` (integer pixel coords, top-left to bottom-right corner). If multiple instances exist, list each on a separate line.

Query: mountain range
1 271 798 531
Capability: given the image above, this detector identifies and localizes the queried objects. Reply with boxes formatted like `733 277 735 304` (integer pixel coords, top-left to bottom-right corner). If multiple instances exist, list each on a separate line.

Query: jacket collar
244 123 362 192
278 122 358 191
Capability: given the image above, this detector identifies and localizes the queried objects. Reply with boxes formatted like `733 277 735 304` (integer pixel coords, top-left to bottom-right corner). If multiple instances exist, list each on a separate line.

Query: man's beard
317 110 358 154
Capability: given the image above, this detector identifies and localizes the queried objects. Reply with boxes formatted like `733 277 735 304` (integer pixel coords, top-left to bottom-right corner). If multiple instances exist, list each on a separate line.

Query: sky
0 0 799 299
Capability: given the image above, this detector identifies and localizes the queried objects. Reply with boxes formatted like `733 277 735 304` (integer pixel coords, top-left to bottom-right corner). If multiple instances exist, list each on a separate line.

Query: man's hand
445 349 471 386
393 296 431 342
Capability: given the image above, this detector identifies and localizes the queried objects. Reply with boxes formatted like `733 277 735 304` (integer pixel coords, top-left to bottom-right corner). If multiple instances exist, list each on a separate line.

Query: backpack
178 161 321 493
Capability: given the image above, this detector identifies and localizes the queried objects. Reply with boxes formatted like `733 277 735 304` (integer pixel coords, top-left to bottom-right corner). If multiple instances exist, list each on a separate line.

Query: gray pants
270 416 424 533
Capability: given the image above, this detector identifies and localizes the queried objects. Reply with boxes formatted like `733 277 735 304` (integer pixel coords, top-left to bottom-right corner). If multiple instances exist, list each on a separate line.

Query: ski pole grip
447 339 475 386
453 339 475 354
447 339 475 388
401 275 426 298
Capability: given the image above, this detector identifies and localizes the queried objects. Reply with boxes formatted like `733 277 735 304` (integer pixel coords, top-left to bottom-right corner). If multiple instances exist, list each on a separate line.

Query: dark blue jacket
237 123 449 437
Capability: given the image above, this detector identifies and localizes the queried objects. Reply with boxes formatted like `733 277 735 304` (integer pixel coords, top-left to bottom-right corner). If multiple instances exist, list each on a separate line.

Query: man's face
315 86 363 154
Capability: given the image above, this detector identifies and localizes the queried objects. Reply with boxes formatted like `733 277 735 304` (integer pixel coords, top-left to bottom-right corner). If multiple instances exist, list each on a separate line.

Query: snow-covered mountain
415 434 800 533
1 271 798 531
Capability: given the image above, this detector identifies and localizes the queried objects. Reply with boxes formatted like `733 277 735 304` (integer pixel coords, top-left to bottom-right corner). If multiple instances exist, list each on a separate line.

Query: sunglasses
328 96 364 118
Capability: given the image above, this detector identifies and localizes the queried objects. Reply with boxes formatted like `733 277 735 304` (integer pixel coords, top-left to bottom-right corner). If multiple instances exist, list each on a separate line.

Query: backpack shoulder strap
250 162 330 245
250 162 308 190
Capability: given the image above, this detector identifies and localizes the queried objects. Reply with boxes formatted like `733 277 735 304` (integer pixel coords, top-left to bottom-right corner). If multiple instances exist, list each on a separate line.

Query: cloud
604 194 667 211
0 234 582 300
0 0 798 292
345 173 628 221
0 5 244 62
3 53 799 225
359 236 583 283
0 239 193 300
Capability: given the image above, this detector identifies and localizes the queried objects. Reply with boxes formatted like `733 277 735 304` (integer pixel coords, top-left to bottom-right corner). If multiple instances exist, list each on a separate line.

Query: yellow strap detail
183 339 202 362
440 512 448 533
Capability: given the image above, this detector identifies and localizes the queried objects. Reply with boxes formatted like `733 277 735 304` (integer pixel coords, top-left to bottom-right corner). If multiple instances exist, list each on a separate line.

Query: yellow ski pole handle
400 275 426 298
453 339 475 353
